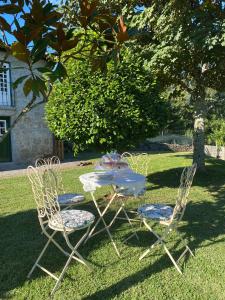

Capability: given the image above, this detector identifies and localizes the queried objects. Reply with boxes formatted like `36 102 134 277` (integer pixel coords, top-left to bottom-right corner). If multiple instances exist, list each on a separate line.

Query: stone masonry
0 50 53 163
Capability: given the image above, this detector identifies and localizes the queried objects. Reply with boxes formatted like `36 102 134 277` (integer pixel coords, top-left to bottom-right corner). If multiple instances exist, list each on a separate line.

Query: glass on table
95 152 130 171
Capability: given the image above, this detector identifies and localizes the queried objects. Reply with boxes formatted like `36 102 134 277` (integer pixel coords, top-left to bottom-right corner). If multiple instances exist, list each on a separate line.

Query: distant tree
133 0 225 170
164 88 225 133
46 51 169 154
208 118 225 158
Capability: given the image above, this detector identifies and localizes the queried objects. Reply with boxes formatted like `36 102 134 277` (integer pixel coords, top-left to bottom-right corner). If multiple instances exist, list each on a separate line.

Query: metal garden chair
27 165 95 295
113 152 149 242
35 156 85 209
138 163 197 274
121 152 149 176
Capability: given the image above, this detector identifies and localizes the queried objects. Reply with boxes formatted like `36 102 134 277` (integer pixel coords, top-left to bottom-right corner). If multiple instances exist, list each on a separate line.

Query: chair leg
51 227 94 296
186 245 194 257
163 244 183 275
86 192 121 257
63 227 93 271
51 229 94 296
51 247 76 295
120 206 140 242
139 220 163 260
27 231 57 278
139 248 150 260
29 225 93 296
139 219 193 274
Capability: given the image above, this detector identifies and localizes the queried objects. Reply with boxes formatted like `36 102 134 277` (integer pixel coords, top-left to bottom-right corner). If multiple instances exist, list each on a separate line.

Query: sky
1 0 60 44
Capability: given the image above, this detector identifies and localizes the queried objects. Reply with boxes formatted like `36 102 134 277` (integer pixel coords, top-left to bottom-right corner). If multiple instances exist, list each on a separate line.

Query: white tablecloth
79 170 146 196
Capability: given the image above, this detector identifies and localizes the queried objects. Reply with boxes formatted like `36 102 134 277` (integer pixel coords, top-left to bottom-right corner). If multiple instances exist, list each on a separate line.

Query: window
0 62 11 106
0 120 7 136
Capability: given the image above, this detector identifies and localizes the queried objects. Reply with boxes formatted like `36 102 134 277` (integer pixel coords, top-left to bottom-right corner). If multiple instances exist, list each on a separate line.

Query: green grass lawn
0 152 225 300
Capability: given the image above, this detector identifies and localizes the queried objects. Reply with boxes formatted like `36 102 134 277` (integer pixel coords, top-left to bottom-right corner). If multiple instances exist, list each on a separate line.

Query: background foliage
129 0 225 169
46 51 169 154
208 118 225 150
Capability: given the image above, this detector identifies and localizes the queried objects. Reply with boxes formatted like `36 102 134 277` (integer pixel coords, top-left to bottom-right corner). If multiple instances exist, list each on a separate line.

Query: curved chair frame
113 152 149 242
27 166 94 296
35 156 65 194
121 152 149 177
139 163 197 274
35 156 84 209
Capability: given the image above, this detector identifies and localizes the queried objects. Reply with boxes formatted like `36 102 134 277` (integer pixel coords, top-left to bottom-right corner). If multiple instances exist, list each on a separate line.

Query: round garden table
79 169 146 256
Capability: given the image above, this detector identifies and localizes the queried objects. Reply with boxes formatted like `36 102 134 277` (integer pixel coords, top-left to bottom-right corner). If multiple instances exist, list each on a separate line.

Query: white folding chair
27 166 95 295
138 164 197 274
35 156 85 209
121 152 149 177
112 152 149 241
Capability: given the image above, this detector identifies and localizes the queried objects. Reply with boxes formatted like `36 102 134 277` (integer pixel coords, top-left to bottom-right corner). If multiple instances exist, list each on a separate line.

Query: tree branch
0 95 37 144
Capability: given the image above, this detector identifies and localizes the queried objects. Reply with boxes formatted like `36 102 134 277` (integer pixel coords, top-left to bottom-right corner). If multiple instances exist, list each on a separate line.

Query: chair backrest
27 165 63 227
121 152 149 176
171 163 197 223
35 156 65 194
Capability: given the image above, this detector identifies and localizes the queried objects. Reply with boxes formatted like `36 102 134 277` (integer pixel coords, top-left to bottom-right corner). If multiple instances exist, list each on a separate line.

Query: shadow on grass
85 155 225 299
144 155 225 256
0 200 142 298
83 254 171 300
0 155 225 299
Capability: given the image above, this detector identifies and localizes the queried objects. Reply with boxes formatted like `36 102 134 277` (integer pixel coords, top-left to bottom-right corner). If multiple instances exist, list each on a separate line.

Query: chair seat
138 204 173 221
58 193 84 206
48 210 95 232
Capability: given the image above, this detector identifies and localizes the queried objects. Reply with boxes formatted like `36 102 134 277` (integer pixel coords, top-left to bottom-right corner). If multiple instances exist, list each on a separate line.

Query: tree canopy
132 0 225 169
1 0 225 170
46 51 169 153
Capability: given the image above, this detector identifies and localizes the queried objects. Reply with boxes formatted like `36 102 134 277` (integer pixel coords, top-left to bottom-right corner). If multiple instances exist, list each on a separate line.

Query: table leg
85 192 121 257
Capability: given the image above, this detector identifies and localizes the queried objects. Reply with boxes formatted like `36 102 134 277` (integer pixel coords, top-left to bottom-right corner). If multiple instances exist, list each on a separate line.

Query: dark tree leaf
0 16 11 32
0 4 21 14
11 41 30 63
13 75 29 89
23 77 33 96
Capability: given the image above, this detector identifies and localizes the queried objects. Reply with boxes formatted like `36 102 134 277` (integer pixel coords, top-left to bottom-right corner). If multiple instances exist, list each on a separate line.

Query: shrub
46 52 169 154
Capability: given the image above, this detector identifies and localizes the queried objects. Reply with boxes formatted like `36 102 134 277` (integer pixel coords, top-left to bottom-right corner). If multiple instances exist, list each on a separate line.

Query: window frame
0 119 7 136
0 61 12 106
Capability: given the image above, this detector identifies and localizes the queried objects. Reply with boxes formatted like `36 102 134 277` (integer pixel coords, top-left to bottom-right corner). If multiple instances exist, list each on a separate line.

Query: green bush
46 52 169 154
208 118 225 149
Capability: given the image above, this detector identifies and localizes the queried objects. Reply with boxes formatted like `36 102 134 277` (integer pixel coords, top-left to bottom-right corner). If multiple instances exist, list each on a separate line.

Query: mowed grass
0 152 225 300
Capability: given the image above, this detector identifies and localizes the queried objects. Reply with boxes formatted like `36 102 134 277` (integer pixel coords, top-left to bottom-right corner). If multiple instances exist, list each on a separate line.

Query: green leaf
13 75 29 89
23 77 33 96
51 62 67 82
36 67 50 73
32 76 47 96
11 42 30 63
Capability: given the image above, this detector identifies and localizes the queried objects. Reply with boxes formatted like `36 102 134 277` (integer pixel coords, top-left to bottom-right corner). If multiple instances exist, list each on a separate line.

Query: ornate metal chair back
121 152 149 176
27 165 63 229
171 163 197 224
35 156 65 194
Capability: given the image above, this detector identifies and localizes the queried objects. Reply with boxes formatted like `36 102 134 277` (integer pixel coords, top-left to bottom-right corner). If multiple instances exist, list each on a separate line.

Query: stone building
0 49 53 163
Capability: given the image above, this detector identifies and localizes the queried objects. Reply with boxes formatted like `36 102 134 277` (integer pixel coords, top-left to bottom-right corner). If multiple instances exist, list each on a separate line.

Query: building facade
0 50 53 163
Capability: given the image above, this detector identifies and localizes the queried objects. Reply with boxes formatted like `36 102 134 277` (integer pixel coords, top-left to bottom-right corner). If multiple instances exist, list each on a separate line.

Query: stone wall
139 142 192 152
0 51 53 163
205 145 225 160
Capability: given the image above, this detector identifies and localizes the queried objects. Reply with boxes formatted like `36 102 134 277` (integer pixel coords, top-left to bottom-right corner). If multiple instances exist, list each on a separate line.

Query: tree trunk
192 89 206 171
193 116 205 170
